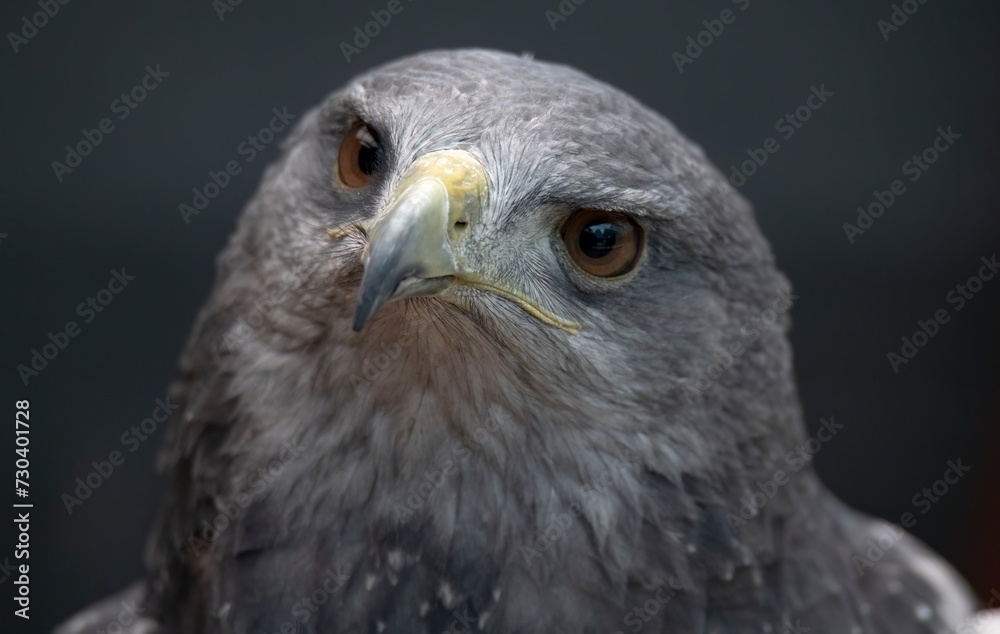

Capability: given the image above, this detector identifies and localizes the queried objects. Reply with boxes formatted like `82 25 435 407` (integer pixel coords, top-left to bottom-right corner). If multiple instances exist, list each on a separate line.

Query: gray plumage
58 49 980 634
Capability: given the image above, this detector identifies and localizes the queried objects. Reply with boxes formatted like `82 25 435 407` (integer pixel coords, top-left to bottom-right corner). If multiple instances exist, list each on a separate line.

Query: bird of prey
58 49 990 634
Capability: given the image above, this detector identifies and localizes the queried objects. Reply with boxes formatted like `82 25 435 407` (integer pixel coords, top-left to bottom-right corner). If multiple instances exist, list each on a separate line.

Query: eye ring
337 121 385 188
561 209 644 278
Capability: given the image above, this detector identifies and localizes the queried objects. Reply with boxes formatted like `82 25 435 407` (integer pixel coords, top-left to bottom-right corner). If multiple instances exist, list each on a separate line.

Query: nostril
453 220 468 232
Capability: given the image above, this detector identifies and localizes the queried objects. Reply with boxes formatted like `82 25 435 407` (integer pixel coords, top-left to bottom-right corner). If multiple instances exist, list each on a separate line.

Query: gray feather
57 49 978 634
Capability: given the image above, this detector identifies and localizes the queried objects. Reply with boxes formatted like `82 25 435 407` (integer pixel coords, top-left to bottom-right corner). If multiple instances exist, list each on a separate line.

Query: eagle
57 49 992 634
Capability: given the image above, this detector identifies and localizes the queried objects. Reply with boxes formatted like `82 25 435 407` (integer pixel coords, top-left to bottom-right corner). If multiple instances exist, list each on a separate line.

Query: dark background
1 0 998 631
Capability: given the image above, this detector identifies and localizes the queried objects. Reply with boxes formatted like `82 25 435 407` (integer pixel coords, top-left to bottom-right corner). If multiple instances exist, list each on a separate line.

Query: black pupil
579 221 619 259
356 129 383 175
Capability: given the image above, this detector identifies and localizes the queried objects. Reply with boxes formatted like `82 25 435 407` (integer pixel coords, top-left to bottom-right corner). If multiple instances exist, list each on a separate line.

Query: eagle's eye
562 210 644 278
337 121 384 188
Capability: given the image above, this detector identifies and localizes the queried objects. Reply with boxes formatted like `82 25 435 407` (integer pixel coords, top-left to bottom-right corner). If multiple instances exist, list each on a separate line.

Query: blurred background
1 0 997 631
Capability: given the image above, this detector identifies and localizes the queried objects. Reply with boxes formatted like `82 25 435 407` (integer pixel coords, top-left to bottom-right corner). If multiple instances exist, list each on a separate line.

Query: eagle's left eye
562 209 644 278
337 121 385 188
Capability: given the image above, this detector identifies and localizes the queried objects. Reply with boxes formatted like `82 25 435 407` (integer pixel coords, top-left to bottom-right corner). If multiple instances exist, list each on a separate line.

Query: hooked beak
352 150 486 332
351 150 581 335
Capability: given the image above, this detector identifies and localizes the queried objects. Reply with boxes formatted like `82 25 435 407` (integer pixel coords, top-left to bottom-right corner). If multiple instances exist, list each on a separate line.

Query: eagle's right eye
562 209 644 278
337 121 385 188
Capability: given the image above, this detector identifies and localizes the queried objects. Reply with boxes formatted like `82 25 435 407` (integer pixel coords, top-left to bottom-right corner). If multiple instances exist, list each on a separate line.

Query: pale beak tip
351 311 371 333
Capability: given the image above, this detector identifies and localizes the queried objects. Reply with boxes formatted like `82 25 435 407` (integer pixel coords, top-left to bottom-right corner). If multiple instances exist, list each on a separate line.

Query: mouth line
451 275 582 335
330 225 581 335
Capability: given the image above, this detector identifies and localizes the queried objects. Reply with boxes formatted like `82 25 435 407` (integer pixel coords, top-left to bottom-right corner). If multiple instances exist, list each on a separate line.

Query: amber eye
562 210 644 278
337 122 385 188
